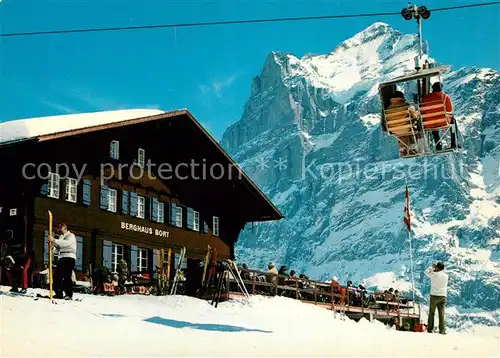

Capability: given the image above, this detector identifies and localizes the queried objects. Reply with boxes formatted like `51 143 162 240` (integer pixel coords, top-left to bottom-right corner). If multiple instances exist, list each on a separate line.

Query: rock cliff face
221 23 499 323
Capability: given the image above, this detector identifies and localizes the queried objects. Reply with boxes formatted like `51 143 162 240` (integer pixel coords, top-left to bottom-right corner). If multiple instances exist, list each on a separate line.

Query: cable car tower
378 3 463 159
401 3 431 70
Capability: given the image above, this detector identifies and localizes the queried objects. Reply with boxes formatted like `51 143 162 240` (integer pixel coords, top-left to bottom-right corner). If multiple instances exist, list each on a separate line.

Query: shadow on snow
144 316 273 333
100 313 126 318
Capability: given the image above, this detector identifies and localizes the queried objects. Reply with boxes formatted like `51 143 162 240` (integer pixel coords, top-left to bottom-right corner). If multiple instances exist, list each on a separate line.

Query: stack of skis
155 247 186 296
196 246 250 307
155 245 251 306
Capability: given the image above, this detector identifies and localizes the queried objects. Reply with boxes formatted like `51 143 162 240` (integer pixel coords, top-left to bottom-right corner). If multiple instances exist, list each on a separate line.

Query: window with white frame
65 178 77 203
137 196 145 218
48 172 60 198
175 206 183 227
138 148 145 167
108 189 117 212
110 140 119 160
137 248 148 272
111 243 124 272
158 202 164 223
213 216 219 236
193 211 200 231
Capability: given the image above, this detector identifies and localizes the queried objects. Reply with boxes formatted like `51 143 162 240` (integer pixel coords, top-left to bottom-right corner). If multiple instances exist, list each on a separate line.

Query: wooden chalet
0 109 283 285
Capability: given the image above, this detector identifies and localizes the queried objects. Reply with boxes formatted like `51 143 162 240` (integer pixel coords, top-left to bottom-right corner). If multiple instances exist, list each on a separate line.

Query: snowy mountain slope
220 23 500 321
1 287 499 357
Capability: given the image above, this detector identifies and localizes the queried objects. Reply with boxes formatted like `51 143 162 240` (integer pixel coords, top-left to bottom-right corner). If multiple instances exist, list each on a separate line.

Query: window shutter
203 221 209 234
175 253 187 269
170 203 177 224
43 230 49 264
102 240 112 269
61 179 68 201
41 183 49 196
193 211 199 231
100 185 109 210
76 236 83 270
130 192 138 216
130 245 138 272
144 197 149 219
83 179 91 206
152 249 158 279
213 216 219 236
177 206 183 227
152 198 159 222
158 202 164 223
187 208 194 229
122 190 129 215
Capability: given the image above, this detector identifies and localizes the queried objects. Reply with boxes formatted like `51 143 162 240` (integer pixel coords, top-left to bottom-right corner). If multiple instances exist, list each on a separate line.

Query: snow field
1 287 498 357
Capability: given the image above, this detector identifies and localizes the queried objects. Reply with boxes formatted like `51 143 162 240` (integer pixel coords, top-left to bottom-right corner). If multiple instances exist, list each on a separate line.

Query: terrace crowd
236 262 413 309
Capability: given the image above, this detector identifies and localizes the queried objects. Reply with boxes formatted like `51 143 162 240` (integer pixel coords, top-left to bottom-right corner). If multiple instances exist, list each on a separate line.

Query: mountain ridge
221 22 499 324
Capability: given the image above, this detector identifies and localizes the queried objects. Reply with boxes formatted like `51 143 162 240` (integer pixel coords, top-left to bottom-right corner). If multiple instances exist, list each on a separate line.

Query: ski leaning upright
170 247 186 295
211 262 228 308
226 260 249 298
156 249 165 295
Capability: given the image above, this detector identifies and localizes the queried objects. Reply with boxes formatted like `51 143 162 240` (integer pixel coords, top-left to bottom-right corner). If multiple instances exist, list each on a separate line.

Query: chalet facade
0 109 282 281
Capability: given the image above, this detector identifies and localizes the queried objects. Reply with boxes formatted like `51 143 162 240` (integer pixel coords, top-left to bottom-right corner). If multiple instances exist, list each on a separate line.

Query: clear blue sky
1 0 499 140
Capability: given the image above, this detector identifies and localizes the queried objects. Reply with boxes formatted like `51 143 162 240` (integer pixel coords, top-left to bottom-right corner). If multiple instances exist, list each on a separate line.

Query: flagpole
408 221 416 303
405 179 416 303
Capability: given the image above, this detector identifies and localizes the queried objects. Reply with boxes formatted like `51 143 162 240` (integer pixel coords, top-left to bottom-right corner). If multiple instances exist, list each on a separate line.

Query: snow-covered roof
0 109 165 144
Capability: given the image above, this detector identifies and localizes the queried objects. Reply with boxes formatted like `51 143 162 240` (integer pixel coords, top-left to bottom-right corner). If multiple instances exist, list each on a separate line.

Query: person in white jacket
424 262 448 334
49 223 77 299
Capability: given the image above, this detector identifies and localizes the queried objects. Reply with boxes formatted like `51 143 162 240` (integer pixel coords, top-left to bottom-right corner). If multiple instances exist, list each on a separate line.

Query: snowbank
1 287 498 357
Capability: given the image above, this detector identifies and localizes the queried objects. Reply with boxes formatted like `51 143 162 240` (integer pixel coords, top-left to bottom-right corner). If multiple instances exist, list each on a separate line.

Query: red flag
403 185 411 232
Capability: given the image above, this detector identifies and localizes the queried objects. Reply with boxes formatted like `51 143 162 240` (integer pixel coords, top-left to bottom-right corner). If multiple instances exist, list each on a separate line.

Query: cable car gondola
379 3 464 159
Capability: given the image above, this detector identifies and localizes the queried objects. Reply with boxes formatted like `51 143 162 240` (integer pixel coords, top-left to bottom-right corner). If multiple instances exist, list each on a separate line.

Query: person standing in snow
425 262 448 334
49 223 76 300
266 263 278 296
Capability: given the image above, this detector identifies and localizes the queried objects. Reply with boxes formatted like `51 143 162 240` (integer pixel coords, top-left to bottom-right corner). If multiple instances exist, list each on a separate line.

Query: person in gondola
386 91 420 156
421 82 458 151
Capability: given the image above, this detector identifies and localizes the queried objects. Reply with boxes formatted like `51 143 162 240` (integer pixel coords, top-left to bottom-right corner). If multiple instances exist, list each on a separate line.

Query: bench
384 106 417 136
419 100 452 130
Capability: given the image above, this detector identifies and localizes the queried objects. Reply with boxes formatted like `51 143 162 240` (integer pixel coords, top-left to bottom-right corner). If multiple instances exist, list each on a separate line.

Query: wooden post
361 291 364 314
226 268 230 300
330 284 334 310
252 275 256 295
314 287 317 304
48 210 53 303
296 278 299 300
166 249 171 281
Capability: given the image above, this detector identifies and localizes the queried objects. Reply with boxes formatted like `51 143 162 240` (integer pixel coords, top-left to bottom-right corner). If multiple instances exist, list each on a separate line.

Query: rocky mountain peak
336 21 398 51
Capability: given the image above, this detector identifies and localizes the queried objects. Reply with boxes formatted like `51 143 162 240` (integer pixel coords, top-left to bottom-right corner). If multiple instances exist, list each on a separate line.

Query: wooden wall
33 196 232 261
